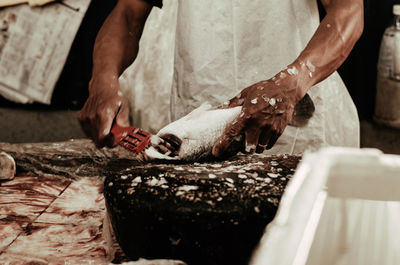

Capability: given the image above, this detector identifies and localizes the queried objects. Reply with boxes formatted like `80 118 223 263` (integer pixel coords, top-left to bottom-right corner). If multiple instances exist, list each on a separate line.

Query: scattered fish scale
105 154 301 212
104 153 302 265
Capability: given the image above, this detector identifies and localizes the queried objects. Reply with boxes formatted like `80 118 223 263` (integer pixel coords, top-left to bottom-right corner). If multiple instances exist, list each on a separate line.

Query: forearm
288 0 364 100
91 0 152 91
215 0 364 155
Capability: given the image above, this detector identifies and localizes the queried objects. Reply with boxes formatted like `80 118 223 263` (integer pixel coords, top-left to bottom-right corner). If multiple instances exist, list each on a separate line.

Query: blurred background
0 0 399 153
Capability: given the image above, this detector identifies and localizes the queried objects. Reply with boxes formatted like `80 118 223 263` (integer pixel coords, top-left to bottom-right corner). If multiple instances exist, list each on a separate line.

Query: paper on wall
0 0 91 104
0 0 56 8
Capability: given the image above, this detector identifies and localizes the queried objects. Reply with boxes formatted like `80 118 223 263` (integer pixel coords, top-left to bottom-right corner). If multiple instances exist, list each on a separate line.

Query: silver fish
141 103 242 161
142 94 314 162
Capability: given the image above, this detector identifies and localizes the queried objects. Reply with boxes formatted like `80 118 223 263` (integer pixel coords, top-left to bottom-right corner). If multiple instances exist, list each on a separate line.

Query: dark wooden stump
104 154 300 265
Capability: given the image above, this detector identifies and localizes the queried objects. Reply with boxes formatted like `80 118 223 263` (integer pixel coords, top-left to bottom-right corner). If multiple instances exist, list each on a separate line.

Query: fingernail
212 146 220 157
256 146 265 153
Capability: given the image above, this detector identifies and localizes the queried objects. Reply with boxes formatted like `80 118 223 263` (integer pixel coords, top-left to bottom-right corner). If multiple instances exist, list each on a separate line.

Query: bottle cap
394 5 400 15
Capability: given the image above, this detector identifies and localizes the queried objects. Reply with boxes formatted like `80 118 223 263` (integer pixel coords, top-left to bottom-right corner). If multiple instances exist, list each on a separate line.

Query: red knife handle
111 123 152 153
110 123 130 143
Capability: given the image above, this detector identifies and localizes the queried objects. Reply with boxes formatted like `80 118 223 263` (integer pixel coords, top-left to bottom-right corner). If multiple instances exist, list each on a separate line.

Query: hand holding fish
212 69 306 157
140 69 314 162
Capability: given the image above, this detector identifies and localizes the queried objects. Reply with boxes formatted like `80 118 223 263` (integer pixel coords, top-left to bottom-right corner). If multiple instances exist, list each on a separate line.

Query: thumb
212 116 246 157
227 95 245 108
115 101 130 127
219 91 246 109
106 102 130 148
98 114 116 148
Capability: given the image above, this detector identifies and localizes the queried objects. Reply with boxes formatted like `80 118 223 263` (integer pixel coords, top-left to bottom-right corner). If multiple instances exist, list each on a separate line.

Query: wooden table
0 140 131 264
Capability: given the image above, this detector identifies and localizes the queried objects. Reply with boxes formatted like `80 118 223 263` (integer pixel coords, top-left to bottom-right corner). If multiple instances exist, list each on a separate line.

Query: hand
212 70 303 157
78 76 130 148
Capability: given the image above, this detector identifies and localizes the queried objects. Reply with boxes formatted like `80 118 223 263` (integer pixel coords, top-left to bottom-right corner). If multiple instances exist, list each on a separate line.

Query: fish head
289 93 315 127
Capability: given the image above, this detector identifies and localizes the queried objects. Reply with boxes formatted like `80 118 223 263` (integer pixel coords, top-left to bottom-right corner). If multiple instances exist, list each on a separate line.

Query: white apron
120 0 360 154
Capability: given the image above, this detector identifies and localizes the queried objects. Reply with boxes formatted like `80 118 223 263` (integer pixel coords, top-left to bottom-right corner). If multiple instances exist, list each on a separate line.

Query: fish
290 93 315 127
141 103 243 161
141 94 314 162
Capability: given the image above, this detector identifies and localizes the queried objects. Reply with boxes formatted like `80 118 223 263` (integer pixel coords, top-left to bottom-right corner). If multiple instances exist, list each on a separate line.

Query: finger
258 126 273 146
79 118 96 141
116 101 130 127
103 102 129 148
77 111 103 147
77 110 85 125
227 93 245 108
244 126 262 153
77 110 89 136
105 103 128 148
256 145 265 153
212 116 246 157
96 112 116 148
219 91 246 109
255 127 273 153
77 110 92 136
266 131 281 150
103 134 116 148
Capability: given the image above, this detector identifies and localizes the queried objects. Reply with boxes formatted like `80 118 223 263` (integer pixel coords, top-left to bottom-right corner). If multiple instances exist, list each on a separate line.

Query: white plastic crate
250 147 400 265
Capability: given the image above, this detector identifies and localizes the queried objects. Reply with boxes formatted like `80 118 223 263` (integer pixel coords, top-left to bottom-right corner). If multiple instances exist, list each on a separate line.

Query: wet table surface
0 174 114 265
0 140 300 265
0 140 134 265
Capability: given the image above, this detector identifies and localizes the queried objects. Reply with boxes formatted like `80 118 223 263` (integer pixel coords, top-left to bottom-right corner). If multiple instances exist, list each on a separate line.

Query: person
78 0 364 157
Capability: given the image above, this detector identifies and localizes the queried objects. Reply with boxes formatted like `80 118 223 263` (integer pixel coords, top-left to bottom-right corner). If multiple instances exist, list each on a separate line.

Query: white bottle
374 5 400 128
